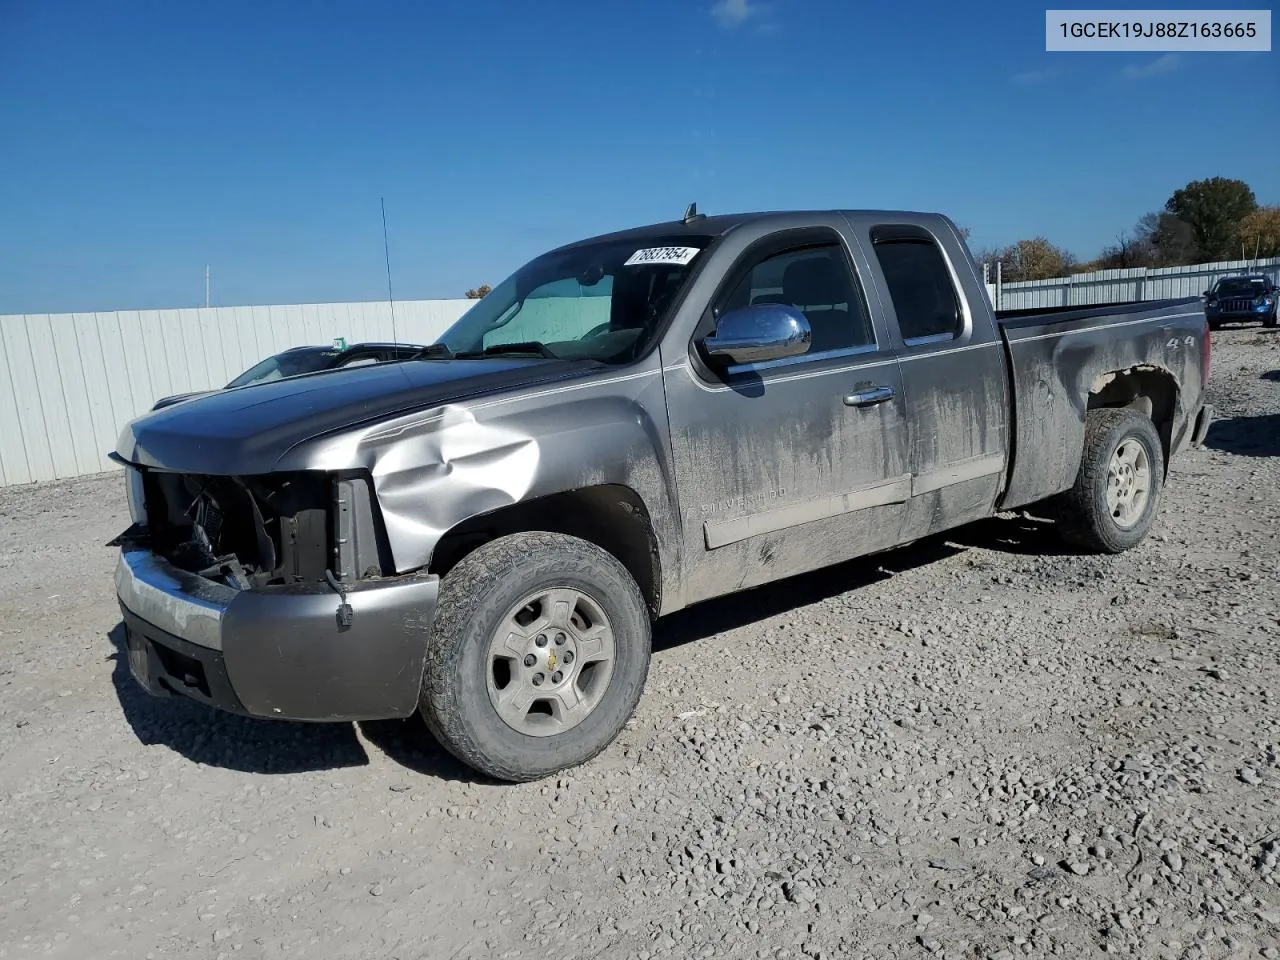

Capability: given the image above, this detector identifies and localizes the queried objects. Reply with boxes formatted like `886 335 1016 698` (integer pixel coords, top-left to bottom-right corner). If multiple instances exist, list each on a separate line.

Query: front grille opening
145 471 332 588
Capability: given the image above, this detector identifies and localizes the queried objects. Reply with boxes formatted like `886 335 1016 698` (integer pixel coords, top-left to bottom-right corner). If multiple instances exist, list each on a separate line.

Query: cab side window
717 244 874 355
871 237 963 343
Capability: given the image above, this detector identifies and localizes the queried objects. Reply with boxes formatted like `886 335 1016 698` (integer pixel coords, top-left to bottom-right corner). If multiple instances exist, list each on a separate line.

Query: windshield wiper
455 342 558 359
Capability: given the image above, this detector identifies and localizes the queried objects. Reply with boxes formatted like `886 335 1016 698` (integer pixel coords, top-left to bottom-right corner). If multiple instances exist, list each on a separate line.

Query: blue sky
0 0 1276 313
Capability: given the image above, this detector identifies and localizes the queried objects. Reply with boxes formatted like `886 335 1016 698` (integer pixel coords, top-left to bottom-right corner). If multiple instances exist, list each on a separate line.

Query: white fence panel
76 311 131 477
0 298 474 486
30 315 79 480
0 319 35 485
47 314 99 477
990 256 1280 312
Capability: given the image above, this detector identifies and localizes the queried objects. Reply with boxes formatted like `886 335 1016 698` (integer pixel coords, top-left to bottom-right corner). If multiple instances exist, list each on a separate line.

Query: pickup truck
110 208 1214 782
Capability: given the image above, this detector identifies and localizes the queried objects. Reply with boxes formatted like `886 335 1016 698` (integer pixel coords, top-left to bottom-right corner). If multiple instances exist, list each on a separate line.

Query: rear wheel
420 531 651 782
1053 408 1164 554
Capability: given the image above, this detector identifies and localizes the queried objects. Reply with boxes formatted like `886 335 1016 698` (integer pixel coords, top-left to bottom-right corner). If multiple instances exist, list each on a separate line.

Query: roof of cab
547 209 953 255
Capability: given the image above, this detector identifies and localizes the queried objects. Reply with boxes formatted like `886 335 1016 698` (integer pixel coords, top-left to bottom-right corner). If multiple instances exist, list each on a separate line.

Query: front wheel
1052 408 1164 554
1264 310 1278 329
420 531 651 782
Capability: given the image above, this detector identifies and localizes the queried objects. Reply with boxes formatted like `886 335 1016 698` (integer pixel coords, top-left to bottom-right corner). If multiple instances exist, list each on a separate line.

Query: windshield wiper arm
456 342 558 359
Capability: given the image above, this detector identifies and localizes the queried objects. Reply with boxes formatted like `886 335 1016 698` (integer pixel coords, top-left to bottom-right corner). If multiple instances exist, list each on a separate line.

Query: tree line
466 178 1279 292
973 177 1280 282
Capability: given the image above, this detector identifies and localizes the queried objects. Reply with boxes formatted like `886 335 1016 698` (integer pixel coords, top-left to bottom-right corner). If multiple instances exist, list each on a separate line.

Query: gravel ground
1 326 1278 960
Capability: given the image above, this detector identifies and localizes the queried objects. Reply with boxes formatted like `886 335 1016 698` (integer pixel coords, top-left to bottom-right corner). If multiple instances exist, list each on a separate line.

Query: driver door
661 226 911 608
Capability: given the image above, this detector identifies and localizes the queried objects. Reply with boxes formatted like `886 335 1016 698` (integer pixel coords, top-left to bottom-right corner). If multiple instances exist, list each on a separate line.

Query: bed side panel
998 303 1205 510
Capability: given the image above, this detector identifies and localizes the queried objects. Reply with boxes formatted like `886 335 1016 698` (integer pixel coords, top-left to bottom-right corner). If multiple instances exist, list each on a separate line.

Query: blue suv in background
1204 274 1279 330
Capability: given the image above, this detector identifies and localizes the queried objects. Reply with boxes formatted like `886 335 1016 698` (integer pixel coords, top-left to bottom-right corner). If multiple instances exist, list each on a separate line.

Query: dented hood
115 357 592 474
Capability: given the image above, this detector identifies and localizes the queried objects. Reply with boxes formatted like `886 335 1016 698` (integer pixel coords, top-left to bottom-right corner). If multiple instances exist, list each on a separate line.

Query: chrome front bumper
115 549 236 650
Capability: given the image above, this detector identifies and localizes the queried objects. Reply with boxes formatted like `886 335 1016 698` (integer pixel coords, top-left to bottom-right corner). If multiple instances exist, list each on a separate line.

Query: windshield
437 236 714 363
226 349 339 388
1213 277 1267 297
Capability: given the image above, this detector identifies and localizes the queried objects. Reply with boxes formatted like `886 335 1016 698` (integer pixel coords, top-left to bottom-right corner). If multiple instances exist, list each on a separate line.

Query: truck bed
993 297 1207 512
995 297 1192 327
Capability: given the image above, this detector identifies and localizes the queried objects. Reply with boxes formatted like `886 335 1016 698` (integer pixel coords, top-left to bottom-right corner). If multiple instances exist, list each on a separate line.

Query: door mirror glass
701 304 812 366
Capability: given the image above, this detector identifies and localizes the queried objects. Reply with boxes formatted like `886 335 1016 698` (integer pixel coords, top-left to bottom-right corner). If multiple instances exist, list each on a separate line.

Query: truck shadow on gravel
357 716 498 783
654 515 1072 652
943 513 1070 557
1203 413 1280 458
654 537 964 652
106 624 482 782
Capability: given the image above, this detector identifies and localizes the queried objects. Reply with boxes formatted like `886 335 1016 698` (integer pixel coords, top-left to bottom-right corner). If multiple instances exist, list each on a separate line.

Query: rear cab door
844 215 1012 540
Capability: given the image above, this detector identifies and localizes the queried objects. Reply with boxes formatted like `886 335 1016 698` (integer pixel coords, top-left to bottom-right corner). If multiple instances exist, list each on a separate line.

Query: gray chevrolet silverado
111 209 1214 781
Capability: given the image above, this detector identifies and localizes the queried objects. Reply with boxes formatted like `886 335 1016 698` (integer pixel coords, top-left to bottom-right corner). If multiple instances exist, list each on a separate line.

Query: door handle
843 384 895 407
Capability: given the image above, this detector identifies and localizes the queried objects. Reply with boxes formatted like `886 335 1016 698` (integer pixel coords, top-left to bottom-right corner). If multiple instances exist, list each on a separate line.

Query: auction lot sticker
1046 9 1271 50
624 247 702 267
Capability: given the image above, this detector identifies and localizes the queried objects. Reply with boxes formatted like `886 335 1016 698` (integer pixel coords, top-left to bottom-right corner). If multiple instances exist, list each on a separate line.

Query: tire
1264 310 1278 330
1052 408 1165 554
1207 320 1221 331
420 531 651 782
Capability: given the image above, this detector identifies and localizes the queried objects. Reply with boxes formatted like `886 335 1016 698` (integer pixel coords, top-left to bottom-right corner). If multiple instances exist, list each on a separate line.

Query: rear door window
871 236 964 344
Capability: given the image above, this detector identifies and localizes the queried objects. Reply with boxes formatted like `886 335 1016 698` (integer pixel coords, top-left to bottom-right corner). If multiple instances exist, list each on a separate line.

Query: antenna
205 264 210 308
381 197 398 345
683 201 706 224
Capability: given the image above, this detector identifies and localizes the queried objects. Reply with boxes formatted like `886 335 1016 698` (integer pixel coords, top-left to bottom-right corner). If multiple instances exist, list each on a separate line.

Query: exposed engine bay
141 471 334 589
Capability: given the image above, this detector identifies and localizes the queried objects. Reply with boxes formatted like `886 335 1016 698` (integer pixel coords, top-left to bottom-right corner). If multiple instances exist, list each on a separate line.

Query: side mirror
701 304 812 366
1202 290 1210 297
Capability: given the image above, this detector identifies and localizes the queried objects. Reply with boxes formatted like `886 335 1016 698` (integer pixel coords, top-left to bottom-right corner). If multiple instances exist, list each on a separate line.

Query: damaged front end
112 468 388 593
109 463 439 723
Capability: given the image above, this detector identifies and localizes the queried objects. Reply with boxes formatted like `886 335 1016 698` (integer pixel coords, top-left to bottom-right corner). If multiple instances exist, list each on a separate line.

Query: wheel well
1088 366 1179 468
428 485 662 617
